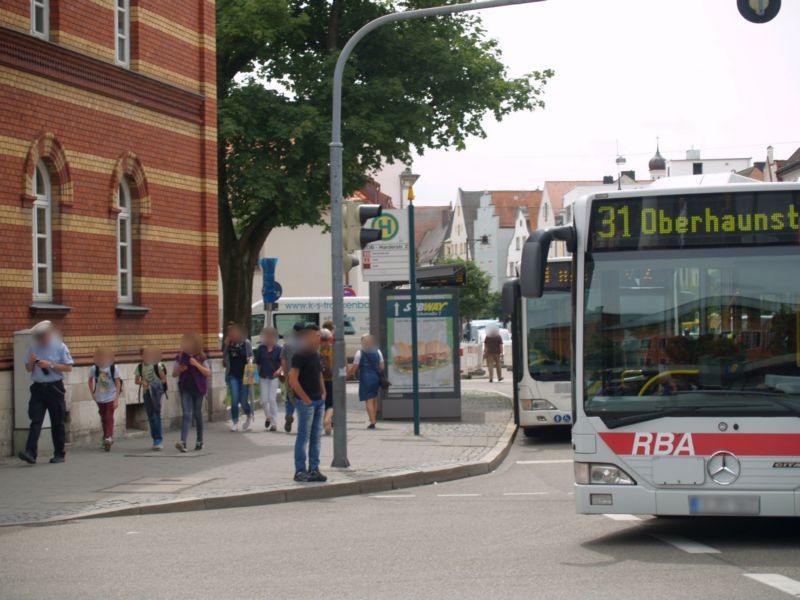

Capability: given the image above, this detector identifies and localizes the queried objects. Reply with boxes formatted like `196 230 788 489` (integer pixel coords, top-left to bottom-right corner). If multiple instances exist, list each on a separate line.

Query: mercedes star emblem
707 451 741 485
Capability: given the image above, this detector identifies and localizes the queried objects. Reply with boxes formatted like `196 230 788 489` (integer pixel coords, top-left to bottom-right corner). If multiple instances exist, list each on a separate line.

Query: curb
8 417 518 526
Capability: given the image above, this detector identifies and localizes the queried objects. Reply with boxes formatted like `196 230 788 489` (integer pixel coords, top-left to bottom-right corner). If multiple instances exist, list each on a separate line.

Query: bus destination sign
543 261 572 290
589 191 800 251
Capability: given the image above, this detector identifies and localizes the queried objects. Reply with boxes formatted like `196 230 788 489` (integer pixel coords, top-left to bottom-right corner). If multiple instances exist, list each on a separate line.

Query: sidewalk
0 386 512 525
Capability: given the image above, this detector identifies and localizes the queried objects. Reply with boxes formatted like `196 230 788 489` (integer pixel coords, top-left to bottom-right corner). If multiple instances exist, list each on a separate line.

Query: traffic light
344 201 383 252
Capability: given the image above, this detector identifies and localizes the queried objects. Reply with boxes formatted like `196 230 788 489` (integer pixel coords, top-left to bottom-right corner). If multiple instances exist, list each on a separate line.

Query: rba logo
632 432 695 456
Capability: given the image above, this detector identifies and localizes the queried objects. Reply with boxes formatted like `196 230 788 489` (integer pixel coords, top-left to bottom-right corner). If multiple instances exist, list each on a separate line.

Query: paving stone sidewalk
0 387 511 525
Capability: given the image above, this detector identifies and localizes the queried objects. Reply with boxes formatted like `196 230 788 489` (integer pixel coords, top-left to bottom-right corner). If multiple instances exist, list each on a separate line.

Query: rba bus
503 258 572 436
520 180 800 517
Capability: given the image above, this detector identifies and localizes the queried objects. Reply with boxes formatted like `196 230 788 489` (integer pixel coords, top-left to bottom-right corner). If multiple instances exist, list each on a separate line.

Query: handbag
243 363 257 385
364 351 391 390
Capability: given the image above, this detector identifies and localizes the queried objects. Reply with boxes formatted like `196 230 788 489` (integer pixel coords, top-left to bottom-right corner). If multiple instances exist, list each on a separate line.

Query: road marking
370 494 416 499
437 493 481 498
503 492 548 496
516 459 573 465
603 514 641 522
744 574 800 596
653 534 720 554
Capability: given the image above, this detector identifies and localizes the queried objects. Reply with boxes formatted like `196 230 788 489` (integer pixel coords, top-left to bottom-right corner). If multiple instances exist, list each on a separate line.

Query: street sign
343 285 356 297
260 257 282 304
362 209 410 282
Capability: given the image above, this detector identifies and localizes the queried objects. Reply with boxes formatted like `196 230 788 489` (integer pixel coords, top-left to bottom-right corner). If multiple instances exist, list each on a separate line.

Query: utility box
378 287 461 419
13 327 53 455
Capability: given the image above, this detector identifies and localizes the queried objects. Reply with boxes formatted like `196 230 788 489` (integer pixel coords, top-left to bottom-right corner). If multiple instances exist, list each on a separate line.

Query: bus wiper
603 406 701 429
673 390 800 417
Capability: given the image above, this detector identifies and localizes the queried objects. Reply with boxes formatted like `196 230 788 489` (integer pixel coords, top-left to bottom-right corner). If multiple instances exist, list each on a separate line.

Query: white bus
251 297 370 358
520 180 800 517
503 258 572 436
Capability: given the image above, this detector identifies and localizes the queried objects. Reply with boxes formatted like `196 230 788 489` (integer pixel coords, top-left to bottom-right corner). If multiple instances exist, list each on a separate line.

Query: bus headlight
521 399 557 411
574 462 636 485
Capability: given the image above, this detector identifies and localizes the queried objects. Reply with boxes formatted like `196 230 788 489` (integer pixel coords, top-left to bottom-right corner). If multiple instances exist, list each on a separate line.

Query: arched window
32 161 53 301
117 178 133 303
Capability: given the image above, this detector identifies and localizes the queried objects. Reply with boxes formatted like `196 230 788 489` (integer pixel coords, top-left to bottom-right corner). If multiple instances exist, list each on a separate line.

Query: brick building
0 1 223 456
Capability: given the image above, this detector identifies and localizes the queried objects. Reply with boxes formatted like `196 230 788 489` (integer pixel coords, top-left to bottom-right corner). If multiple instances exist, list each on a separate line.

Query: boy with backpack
135 347 168 451
88 347 122 452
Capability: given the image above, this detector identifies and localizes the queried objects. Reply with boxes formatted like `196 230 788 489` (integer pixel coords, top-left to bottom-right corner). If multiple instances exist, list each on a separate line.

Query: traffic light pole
329 0 545 468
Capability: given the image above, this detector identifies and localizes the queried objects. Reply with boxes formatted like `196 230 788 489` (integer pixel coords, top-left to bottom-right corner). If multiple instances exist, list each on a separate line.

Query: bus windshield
527 292 571 382
583 248 800 421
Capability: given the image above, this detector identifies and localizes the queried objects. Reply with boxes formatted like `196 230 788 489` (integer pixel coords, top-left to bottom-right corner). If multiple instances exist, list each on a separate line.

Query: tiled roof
543 180 603 212
352 178 395 209
777 147 800 177
737 165 764 181
413 206 452 265
489 190 543 229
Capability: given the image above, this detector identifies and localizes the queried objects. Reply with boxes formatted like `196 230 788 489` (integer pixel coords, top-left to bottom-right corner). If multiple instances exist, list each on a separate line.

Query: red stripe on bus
599 432 800 456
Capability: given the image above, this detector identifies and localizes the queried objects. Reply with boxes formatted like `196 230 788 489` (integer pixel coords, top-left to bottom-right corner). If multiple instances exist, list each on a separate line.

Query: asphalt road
1 384 799 600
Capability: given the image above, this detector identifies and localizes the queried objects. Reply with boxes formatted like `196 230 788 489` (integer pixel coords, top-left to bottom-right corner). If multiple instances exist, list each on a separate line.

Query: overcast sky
408 0 799 206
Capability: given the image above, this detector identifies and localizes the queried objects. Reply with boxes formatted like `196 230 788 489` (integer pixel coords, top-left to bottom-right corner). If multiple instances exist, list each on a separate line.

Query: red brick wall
0 1 218 368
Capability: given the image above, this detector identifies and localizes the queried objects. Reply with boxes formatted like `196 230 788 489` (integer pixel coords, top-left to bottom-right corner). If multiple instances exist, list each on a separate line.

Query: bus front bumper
575 485 800 517
519 409 572 428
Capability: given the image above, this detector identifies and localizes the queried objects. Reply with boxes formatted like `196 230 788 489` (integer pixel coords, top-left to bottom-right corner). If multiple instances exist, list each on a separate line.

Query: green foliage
216 0 554 324
441 258 493 321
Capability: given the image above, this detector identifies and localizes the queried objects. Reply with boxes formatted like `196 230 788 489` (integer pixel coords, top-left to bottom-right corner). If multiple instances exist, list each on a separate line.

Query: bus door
502 279 524 425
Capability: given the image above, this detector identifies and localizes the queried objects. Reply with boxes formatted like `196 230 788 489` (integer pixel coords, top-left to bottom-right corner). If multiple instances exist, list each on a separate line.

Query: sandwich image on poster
385 293 456 394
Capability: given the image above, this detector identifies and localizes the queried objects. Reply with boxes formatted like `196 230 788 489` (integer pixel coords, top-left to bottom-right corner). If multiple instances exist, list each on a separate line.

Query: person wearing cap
19 321 74 464
279 322 305 433
288 323 327 483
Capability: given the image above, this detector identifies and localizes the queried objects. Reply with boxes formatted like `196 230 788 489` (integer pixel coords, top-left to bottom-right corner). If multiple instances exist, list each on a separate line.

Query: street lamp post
329 0 547 467
400 168 421 434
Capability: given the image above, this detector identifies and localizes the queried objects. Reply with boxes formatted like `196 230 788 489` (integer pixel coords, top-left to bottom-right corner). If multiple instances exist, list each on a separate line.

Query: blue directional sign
260 258 282 304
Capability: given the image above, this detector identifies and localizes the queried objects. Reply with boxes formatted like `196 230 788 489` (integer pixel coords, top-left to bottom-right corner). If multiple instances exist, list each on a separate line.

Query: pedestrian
223 323 254 432
483 326 504 383
18 321 74 465
255 327 282 432
288 324 327 483
348 334 384 430
88 347 121 452
174 332 211 452
135 347 168 450
319 328 334 435
280 322 306 433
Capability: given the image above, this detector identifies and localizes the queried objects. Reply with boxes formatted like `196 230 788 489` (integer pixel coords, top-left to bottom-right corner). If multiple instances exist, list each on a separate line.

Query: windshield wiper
602 406 701 429
673 390 800 417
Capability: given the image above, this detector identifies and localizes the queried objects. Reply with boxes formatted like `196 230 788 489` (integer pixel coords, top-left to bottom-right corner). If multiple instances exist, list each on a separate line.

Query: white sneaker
243 415 253 431
230 422 239 432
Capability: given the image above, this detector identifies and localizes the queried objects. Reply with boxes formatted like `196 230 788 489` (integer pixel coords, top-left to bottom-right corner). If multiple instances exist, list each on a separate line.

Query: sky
406 0 800 206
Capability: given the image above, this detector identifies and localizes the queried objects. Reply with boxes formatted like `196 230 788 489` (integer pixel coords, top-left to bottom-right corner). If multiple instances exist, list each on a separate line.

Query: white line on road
603 514 641 522
744 574 800 597
516 459 573 465
370 494 416 499
437 493 481 498
503 492 548 496
653 534 720 554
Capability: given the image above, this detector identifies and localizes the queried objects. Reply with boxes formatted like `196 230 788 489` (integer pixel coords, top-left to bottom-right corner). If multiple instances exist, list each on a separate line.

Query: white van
251 297 370 360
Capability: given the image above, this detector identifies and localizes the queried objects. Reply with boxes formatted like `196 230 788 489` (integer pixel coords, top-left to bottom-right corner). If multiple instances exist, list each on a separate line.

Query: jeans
228 375 251 423
294 398 324 473
284 385 295 419
25 381 67 460
143 380 164 442
97 402 115 439
180 391 204 444
259 378 280 425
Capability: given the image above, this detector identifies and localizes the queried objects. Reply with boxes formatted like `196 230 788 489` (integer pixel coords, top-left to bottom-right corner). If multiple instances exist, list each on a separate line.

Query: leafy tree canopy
440 258 493 321
217 0 553 325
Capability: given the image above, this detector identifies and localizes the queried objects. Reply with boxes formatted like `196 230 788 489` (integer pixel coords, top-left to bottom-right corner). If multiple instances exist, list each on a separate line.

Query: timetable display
589 191 800 251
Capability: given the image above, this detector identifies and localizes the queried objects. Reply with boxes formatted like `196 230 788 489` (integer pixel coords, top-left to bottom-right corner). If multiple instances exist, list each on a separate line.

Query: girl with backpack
173 332 210 452
88 347 122 451
255 327 282 432
348 334 385 430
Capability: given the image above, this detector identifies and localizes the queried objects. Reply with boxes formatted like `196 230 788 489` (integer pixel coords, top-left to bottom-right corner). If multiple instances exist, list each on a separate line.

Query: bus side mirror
501 279 520 318
520 226 576 298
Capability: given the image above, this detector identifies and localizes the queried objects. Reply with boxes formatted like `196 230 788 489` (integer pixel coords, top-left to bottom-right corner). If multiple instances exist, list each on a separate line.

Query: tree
440 258 492 321
217 0 554 327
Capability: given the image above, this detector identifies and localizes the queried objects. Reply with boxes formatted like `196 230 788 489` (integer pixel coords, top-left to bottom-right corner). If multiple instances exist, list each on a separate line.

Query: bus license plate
689 495 760 516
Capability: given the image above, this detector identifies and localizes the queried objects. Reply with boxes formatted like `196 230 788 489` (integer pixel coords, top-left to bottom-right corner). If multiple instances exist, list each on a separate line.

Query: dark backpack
94 363 123 393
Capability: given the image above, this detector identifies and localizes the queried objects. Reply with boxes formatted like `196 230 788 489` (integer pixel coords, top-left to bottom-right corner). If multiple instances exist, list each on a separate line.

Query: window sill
116 304 149 317
29 302 71 317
